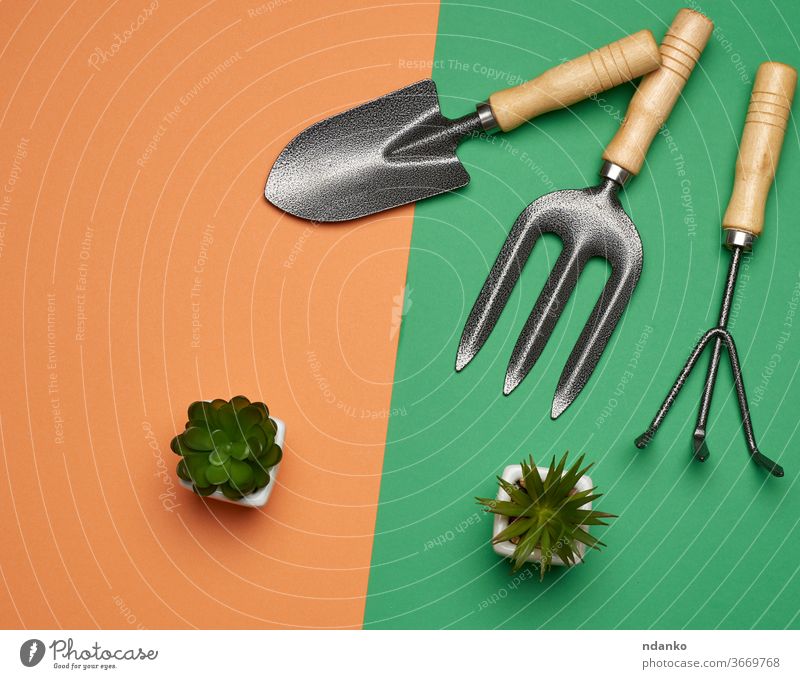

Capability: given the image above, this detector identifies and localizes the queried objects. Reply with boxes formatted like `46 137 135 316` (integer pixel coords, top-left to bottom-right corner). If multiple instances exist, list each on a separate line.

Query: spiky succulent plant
477 453 615 578
172 396 282 499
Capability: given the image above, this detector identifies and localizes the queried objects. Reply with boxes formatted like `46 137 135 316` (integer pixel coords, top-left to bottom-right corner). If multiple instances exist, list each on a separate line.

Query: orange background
0 0 438 628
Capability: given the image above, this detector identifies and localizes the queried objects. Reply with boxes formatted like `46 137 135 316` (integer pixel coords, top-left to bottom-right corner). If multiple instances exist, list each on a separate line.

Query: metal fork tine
457 181 640 415
503 249 583 395
456 207 551 372
551 263 641 419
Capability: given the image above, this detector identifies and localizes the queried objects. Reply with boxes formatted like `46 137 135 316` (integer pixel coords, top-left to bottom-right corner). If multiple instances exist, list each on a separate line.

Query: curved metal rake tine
722 330 784 477
634 329 718 448
635 328 783 477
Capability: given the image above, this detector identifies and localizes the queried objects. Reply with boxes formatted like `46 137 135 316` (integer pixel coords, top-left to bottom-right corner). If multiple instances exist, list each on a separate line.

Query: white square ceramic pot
178 417 285 508
492 464 593 567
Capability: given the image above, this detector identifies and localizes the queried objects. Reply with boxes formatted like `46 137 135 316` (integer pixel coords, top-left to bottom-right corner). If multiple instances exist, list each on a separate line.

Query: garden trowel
265 30 660 222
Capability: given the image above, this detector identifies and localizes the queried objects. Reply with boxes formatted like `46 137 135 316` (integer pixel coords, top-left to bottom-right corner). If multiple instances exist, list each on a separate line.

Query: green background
364 0 800 629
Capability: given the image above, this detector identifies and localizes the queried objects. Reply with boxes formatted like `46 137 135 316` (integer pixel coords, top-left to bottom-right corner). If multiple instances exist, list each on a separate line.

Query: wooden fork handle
603 9 713 175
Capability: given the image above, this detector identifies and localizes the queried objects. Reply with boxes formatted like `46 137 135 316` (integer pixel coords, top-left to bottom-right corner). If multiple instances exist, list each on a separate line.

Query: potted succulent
171 396 284 507
477 453 615 578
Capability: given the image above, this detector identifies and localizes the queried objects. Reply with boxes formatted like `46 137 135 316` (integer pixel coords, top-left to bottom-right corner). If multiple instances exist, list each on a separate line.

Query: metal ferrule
724 228 755 251
599 160 632 187
476 102 499 133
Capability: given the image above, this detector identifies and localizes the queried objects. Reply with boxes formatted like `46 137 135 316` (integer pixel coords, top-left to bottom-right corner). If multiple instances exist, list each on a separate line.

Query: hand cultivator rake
635 62 797 477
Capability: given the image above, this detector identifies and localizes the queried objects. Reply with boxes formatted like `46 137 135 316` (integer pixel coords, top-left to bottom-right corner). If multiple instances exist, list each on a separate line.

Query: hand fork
457 9 713 418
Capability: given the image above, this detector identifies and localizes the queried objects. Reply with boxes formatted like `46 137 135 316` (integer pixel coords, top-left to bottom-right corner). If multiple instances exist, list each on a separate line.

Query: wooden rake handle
722 62 797 238
487 29 661 132
603 8 713 175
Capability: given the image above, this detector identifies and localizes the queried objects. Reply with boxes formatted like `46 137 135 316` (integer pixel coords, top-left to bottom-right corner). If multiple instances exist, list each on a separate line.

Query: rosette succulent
477 453 615 578
172 396 282 499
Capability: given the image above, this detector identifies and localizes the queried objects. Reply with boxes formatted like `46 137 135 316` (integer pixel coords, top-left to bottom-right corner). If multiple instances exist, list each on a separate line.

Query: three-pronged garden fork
457 9 713 418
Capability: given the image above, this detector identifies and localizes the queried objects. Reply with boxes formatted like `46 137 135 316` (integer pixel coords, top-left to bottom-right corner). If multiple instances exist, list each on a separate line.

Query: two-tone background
1 0 799 630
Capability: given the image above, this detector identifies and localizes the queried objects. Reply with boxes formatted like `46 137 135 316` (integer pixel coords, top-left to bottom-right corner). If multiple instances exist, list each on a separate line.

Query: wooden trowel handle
603 9 713 175
487 29 661 133
722 62 797 238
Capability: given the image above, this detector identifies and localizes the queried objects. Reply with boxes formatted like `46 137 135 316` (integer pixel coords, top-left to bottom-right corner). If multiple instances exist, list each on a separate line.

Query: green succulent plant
172 396 282 499
476 452 615 578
